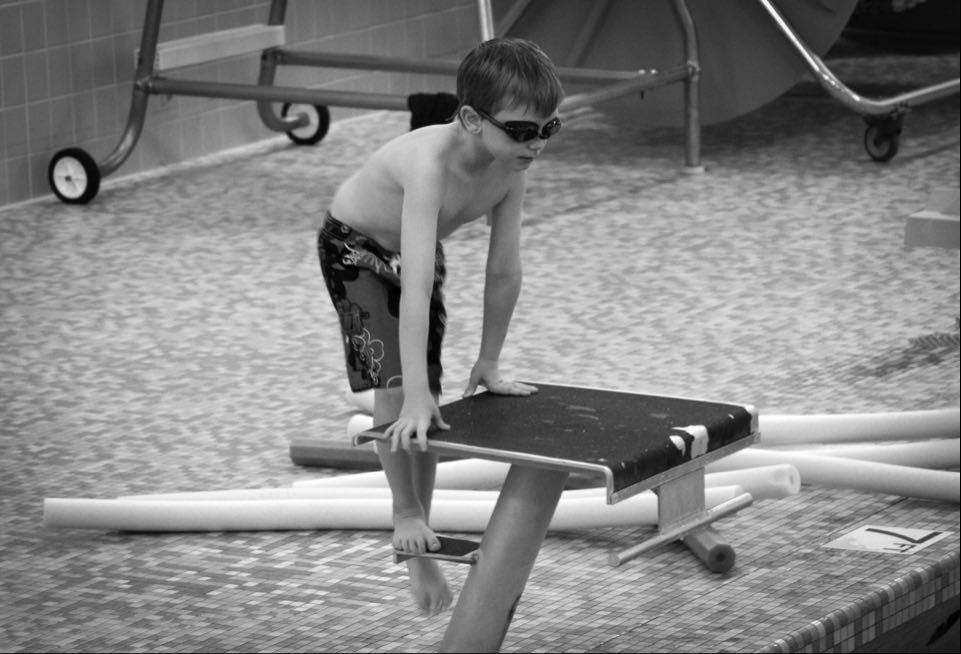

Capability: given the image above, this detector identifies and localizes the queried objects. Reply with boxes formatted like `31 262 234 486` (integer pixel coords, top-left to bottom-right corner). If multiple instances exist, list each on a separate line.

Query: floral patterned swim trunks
317 212 446 394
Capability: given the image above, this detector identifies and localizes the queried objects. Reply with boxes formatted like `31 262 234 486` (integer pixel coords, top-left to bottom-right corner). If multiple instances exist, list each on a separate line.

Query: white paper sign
826 525 951 554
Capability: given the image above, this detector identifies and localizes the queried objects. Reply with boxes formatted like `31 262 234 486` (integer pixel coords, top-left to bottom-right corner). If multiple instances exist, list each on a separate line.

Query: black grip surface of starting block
357 382 758 503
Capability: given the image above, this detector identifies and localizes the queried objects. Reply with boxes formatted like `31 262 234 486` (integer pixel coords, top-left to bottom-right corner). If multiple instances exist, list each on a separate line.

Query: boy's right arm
383 155 451 452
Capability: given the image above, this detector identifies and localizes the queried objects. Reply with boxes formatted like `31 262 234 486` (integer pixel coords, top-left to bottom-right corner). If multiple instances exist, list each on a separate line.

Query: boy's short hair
456 37 564 117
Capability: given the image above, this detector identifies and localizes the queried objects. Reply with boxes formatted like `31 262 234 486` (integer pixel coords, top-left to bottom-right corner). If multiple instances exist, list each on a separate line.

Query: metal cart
48 0 958 205
47 0 704 204
757 0 959 164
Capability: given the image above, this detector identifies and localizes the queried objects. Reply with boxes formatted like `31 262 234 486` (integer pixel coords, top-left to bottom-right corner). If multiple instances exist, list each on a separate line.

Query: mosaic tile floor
2 44 959 652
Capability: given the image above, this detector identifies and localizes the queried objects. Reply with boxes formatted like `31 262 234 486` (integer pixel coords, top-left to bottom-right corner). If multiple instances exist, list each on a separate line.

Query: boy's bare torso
330 122 520 250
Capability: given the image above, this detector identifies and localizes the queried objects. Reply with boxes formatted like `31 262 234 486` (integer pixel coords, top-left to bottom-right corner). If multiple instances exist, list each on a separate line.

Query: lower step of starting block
394 535 480 565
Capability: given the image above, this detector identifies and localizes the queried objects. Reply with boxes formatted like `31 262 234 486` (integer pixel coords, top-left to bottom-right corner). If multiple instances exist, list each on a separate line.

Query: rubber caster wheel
281 103 330 145
863 119 901 163
48 148 101 204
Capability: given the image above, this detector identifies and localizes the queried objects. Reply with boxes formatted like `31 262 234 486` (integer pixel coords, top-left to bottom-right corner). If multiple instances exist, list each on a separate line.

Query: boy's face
478 105 561 170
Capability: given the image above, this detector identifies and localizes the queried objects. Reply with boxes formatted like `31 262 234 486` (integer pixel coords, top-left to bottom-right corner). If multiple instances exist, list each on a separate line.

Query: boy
318 38 563 614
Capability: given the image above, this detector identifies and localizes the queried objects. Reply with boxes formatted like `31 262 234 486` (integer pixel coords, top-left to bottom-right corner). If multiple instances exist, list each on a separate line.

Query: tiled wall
0 0 482 208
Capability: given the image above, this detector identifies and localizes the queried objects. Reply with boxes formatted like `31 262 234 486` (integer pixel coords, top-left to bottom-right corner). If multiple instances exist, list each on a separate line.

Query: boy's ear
459 106 483 133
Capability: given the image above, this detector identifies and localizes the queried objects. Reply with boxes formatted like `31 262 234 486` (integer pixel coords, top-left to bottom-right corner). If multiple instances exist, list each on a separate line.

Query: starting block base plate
394 535 480 565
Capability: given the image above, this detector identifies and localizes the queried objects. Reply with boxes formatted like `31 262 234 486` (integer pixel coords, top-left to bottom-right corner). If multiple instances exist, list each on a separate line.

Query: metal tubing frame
608 491 754 567
280 48 460 76
477 0 495 41
95 0 703 183
756 0 960 117
562 65 691 111
149 77 410 111
672 0 702 169
97 0 166 177
255 50 311 131
278 48 646 84
255 0 307 133
562 0 702 167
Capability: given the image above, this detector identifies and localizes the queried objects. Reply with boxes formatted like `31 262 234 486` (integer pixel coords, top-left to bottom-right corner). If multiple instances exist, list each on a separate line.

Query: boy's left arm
462 176 538 398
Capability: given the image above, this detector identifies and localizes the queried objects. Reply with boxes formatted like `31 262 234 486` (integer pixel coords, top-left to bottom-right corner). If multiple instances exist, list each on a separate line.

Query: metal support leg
255 49 309 133
49 0 162 203
98 0 166 177
255 0 308 133
658 472 738 572
477 0 495 40
440 466 569 653
671 0 703 172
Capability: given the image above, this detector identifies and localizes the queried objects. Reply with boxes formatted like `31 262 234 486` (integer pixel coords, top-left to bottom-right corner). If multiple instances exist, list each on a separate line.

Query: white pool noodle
345 390 460 415
700 464 800 500
44 486 745 532
292 456 803 501
548 486 745 531
346 414 375 437
758 408 959 446
293 457 511 489
120 487 501 502
346 389 375 414
118 464 799 503
758 438 959 469
707 448 959 503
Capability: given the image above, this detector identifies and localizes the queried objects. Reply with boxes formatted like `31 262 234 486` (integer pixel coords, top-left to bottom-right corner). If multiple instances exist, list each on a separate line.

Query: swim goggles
475 108 562 142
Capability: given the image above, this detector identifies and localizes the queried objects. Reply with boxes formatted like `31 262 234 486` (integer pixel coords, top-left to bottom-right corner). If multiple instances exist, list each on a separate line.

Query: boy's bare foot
392 514 451 615
393 513 441 554
408 558 453 615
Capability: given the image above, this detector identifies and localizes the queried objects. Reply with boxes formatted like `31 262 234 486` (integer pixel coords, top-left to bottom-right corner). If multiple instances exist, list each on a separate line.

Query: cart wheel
48 148 101 204
281 103 330 145
863 115 903 163
864 124 900 162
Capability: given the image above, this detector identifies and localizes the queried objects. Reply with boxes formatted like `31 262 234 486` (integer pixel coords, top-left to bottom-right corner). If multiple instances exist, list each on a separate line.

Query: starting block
355 382 759 652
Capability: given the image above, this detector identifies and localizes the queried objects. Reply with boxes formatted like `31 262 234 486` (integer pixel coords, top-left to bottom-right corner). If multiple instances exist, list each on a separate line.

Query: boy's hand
462 359 538 398
385 391 450 453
